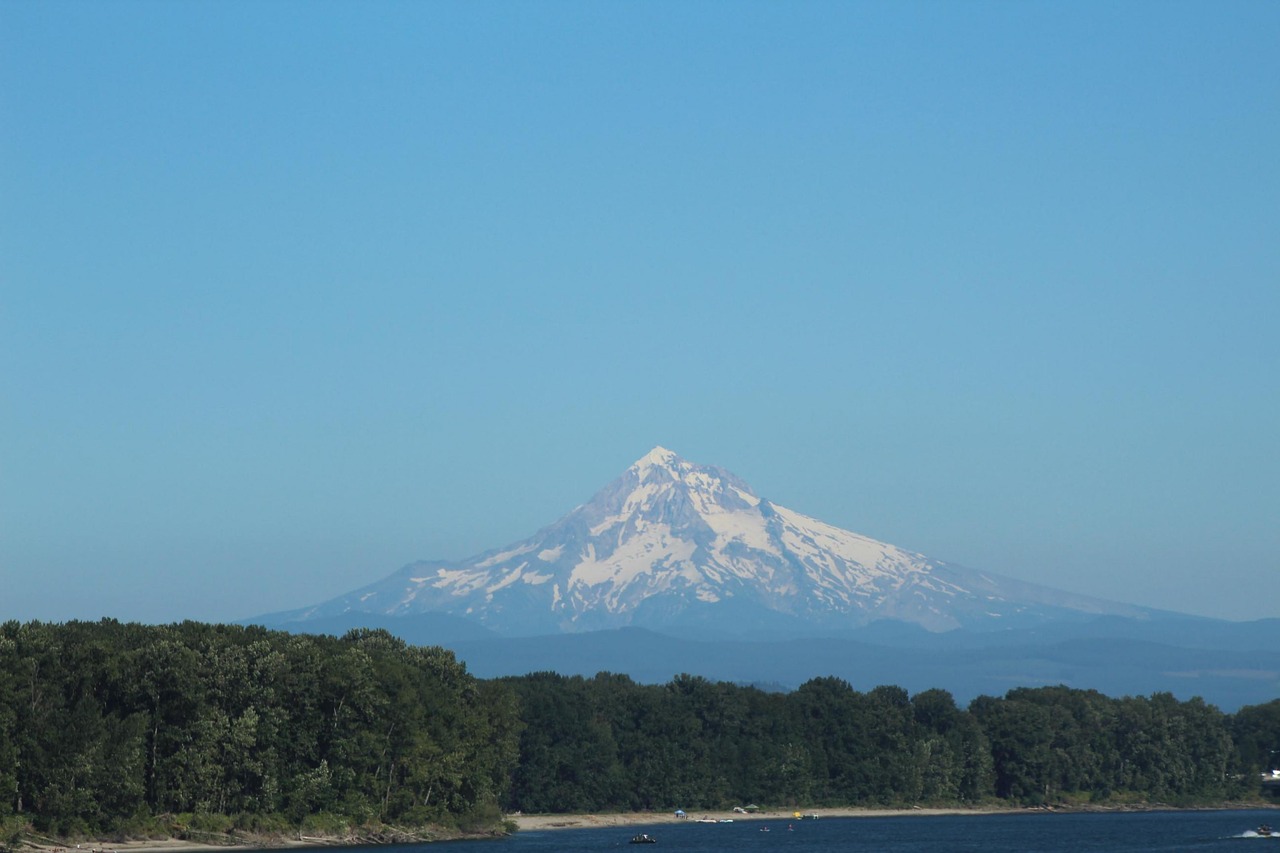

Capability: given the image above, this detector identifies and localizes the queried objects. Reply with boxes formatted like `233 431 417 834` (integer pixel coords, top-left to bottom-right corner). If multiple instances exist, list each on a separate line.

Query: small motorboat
1257 824 1273 837
629 833 657 844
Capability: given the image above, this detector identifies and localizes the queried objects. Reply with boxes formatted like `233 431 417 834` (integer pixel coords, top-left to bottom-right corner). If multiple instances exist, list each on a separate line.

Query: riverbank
13 802 1275 851
8 810 1001 852
509 805 1018 831
11 824 500 853
508 801 1280 832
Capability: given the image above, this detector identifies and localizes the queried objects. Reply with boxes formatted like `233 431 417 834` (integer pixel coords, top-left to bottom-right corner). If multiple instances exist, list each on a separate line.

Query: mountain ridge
246 610 1280 710
435 621 1280 711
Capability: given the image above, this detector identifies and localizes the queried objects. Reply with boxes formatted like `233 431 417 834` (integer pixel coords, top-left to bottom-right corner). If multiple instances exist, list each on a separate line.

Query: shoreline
13 828 486 853
509 805 1019 831
507 801 1280 832
15 802 1277 851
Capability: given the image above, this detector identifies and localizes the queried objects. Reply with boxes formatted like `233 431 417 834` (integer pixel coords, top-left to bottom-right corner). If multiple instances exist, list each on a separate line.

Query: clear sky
2 1 1277 625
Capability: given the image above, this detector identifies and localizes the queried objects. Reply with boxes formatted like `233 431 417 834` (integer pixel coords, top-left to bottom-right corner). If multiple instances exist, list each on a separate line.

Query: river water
407 809 1279 853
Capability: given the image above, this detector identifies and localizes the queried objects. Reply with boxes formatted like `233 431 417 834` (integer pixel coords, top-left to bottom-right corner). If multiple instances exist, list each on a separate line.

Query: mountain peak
632 445 681 471
282 448 1153 636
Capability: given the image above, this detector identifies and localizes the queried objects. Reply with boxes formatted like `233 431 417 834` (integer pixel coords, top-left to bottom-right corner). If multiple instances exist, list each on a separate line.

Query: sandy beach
505 801 1277 832
508 805 1024 831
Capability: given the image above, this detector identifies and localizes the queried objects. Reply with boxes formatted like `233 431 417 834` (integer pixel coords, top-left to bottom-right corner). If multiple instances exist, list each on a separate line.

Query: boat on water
629 833 657 844
1256 823 1274 837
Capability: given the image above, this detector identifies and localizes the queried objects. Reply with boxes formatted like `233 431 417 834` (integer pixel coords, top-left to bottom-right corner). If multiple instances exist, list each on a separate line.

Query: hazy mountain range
253 447 1279 709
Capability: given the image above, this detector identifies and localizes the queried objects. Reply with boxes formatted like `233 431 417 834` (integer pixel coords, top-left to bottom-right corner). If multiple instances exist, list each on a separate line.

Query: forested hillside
2 620 1277 843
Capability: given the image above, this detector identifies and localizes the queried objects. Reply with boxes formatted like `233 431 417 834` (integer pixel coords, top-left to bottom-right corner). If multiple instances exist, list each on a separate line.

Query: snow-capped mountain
273 447 1153 636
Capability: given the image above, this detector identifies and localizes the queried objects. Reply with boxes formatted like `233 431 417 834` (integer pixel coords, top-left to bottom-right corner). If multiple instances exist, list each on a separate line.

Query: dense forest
0 620 519 841
504 672 1278 811
2 620 1278 844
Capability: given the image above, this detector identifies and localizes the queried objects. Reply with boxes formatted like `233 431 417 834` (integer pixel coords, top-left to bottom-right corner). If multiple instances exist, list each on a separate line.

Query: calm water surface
392 810 1280 853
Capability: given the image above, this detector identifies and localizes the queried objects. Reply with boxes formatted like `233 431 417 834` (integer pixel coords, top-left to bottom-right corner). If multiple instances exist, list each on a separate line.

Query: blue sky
3 1 1277 625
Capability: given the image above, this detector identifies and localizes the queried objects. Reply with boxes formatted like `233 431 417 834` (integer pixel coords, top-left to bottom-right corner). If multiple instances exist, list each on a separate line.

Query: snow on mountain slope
281 447 1152 635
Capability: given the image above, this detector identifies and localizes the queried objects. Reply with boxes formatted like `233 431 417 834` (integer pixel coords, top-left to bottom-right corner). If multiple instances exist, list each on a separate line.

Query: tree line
2 620 1278 840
